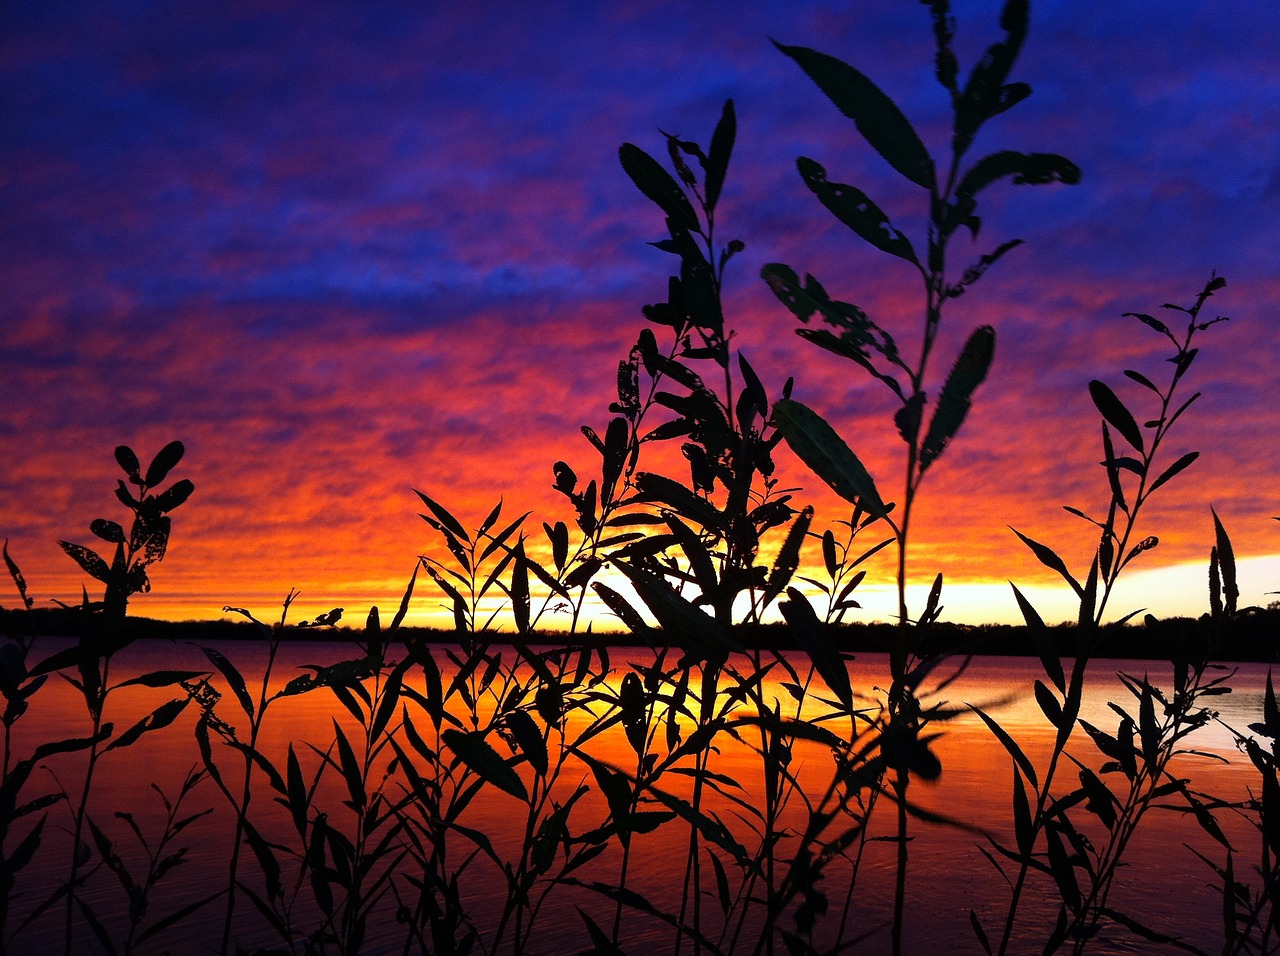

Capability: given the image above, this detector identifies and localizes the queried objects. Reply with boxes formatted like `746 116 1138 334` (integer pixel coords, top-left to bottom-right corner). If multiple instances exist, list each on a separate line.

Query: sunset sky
2 0 1276 629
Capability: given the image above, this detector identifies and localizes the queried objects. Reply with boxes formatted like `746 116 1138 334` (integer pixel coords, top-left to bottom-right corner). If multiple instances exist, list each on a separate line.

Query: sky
1 0 1277 630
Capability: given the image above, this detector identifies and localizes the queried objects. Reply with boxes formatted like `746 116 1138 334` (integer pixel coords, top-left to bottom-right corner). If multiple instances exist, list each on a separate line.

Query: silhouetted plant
0 542 96 951
765 3 1078 949
980 276 1232 954
77 766 217 956
23 443 203 956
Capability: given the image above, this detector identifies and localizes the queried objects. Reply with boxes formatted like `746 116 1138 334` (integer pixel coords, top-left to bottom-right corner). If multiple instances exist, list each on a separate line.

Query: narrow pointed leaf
619 142 698 232
776 42 934 189
1089 380 1143 453
797 158 918 265
705 99 735 210
444 729 528 800
920 325 995 471
773 398 887 519
780 587 853 711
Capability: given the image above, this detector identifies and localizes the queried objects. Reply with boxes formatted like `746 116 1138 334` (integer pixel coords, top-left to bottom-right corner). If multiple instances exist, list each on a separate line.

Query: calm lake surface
7 637 1272 954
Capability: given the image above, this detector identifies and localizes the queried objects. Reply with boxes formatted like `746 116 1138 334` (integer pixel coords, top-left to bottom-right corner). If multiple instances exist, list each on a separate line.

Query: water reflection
7 638 1269 954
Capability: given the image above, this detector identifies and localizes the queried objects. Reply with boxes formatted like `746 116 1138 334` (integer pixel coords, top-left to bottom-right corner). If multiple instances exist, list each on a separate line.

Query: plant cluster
1 3 1275 954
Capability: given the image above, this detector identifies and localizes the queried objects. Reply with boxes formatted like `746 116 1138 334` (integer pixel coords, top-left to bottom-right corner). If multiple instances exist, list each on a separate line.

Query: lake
4 636 1271 954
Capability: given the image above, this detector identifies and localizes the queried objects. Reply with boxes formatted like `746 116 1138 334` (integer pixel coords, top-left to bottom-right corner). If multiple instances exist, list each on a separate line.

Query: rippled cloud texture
2 0 1277 625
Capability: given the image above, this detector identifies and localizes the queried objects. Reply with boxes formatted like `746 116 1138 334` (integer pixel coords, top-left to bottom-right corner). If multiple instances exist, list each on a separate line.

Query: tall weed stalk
765 3 1077 950
981 276 1232 953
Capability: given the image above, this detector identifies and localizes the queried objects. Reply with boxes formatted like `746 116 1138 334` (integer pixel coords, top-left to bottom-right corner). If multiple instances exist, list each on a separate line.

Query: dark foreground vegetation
3 3 1278 954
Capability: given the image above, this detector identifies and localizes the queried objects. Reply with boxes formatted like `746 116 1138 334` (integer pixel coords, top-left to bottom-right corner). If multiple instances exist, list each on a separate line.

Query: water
4 636 1270 954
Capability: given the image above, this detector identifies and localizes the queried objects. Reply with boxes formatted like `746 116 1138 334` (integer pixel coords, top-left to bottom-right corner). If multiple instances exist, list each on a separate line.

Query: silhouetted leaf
955 151 1079 204
58 541 111 584
90 519 126 544
953 0 1029 154
116 669 206 689
106 697 189 751
619 672 648 756
1212 507 1238 617
496 709 545 783
1078 767 1117 829
414 489 468 542
1139 680 1159 773
646 785 749 865
773 399 888 519
780 587 853 711
796 158 919 265
619 142 699 232
705 99 735 211
1012 764 1032 854
1010 528 1081 596
615 562 738 662
1034 679 1062 730
115 445 140 478
973 706 1037 790
153 479 194 513
601 416 630 495
971 910 993 955
1044 824 1080 914
592 582 650 634
776 42 935 189
1089 380 1143 453
1010 583 1063 692
444 729 527 800
144 440 185 487
920 325 995 471
1148 451 1198 495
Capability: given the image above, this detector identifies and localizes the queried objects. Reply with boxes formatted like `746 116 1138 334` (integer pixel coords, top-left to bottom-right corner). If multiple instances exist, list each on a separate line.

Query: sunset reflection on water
9 637 1269 954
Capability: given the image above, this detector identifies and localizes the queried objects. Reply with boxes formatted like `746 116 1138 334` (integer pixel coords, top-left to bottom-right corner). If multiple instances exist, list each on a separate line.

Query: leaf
116 669 207 689
772 398 888 519
619 142 699 232
106 697 189 751
90 519 126 544
543 520 569 572
1138 680 1160 774
618 672 648 757
1010 528 1081 596
776 41 935 189
761 506 812 610
153 479 194 513
505 709 548 777
115 445 141 478
328 719 365 811
1211 507 1238 617
955 151 1080 203
971 910 993 955
796 158 918 265
143 440 185 487
1010 583 1063 692
444 729 527 801
953 0 1029 154
1034 680 1063 729
1088 380 1143 453
58 541 111 584
1148 451 1199 494
646 785 749 865
601 416 630 495
780 588 853 711
973 706 1037 790
414 489 468 542
919 325 995 471
705 99 735 211
1012 764 1033 855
